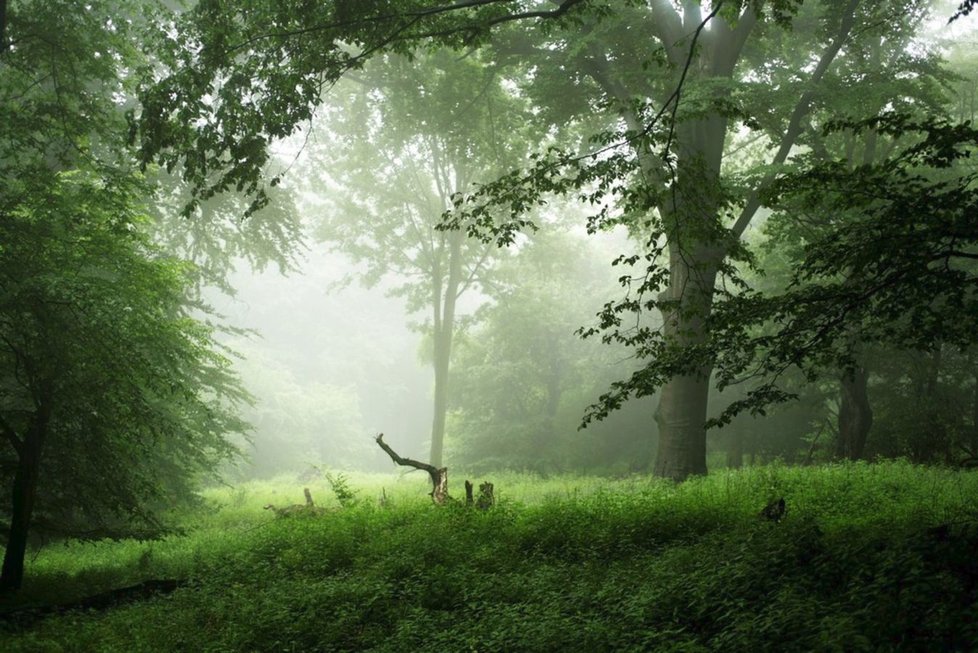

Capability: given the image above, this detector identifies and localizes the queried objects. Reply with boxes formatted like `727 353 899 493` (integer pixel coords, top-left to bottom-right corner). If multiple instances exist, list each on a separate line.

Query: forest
1 0 978 650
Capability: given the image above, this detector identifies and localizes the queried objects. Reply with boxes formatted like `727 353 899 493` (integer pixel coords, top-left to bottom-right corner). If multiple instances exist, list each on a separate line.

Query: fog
177 0 978 482
208 248 432 474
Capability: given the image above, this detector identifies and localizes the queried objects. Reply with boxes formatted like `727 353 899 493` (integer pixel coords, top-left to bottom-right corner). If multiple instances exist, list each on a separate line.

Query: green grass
3 461 978 651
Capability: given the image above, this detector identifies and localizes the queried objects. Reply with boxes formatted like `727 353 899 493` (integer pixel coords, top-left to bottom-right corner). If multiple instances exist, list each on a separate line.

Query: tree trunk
430 336 450 468
429 230 463 468
972 368 978 456
652 153 723 481
836 366 872 460
654 374 710 479
726 428 744 469
1 402 51 592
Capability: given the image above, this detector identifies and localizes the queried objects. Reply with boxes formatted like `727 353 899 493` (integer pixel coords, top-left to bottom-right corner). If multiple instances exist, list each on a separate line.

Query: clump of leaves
324 472 359 508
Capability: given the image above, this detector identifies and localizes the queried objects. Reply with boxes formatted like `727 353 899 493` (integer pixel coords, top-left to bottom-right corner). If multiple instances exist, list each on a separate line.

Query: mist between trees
1 0 978 601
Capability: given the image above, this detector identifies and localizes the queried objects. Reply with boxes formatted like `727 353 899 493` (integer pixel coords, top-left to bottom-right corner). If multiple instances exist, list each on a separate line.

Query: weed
323 471 360 508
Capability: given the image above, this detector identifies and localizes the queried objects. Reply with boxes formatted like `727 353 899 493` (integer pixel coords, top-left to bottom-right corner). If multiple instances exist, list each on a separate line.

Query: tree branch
227 0 589 54
374 433 452 504
374 432 443 486
731 0 862 239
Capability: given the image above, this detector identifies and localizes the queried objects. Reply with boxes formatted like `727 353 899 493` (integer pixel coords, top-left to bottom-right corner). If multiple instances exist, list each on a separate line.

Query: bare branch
374 433 451 504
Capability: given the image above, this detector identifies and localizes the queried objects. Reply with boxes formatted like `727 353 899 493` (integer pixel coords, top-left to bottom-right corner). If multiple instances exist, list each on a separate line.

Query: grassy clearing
2 461 978 651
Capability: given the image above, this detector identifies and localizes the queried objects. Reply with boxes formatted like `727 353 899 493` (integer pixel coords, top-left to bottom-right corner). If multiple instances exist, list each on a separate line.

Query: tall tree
471 0 888 477
299 50 528 466
0 0 248 590
0 171 247 591
726 8 956 459
132 0 954 480
449 228 654 473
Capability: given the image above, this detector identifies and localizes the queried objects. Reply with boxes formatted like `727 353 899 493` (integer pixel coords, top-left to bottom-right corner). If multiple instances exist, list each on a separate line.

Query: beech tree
133 0 970 479
295 49 529 466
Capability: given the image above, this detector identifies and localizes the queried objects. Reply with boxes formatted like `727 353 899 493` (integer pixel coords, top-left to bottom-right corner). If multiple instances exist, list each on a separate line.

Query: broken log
476 482 495 510
264 488 327 516
374 433 450 504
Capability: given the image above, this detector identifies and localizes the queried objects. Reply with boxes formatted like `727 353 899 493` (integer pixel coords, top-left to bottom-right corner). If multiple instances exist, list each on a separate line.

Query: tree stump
476 482 495 510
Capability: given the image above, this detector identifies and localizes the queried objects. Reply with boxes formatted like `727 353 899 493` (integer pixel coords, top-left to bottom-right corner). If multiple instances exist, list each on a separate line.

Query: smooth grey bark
645 0 859 479
647 4 745 479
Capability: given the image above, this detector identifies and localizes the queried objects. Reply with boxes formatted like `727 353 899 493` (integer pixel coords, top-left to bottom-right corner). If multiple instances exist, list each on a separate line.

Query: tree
449 228 656 473
0 170 248 591
0 0 248 590
133 0 958 480
131 0 588 216
701 115 978 435
299 49 528 466
492 0 957 476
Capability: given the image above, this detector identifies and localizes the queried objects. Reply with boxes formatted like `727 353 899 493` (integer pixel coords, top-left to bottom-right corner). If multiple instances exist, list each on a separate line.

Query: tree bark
836 366 872 460
651 221 722 480
651 110 725 480
1 400 51 592
972 367 978 456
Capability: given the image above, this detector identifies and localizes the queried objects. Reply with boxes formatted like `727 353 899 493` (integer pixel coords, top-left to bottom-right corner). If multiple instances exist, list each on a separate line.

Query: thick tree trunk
972 369 978 456
1 450 39 591
1 403 50 592
652 149 723 480
836 366 872 460
654 374 710 479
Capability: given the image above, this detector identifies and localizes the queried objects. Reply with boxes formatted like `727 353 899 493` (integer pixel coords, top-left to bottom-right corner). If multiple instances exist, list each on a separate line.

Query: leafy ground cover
2 461 977 651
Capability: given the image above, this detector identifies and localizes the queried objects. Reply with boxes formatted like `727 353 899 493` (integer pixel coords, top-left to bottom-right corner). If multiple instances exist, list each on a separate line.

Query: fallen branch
264 487 328 516
375 433 450 504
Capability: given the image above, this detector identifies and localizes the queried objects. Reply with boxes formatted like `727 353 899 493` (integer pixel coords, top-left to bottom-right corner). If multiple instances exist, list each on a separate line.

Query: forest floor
1 461 977 652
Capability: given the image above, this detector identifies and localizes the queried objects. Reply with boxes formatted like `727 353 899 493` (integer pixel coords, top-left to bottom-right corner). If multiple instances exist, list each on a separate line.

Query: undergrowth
2 461 977 651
